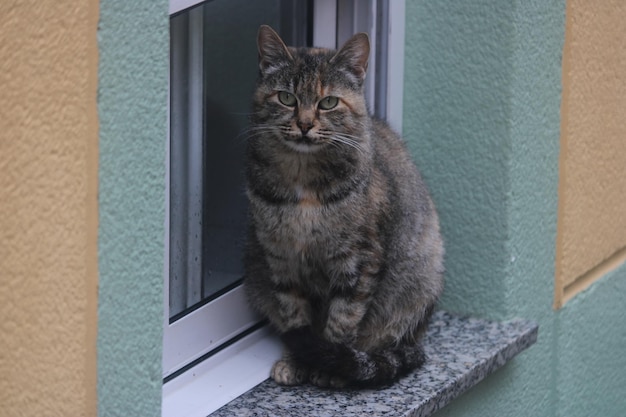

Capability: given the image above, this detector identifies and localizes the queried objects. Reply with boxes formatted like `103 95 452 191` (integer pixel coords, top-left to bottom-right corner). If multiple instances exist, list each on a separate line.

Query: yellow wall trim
555 0 626 308
559 247 626 308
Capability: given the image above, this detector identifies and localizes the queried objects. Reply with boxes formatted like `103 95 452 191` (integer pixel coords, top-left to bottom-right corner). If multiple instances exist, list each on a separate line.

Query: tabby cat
243 25 444 388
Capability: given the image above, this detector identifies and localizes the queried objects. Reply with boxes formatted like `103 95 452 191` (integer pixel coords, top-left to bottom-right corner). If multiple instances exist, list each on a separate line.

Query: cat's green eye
318 96 339 110
277 91 297 107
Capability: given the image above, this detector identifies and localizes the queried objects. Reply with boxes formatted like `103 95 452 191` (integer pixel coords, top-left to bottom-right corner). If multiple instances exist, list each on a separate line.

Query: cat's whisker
320 133 367 155
237 128 275 137
237 124 282 140
329 132 364 144
229 110 264 116
320 130 362 141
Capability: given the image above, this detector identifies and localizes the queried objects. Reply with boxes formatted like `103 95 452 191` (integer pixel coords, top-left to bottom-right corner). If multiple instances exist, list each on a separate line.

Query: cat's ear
331 33 370 84
257 25 293 76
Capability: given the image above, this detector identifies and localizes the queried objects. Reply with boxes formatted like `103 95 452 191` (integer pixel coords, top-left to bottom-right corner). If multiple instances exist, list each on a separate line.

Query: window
163 1 405 415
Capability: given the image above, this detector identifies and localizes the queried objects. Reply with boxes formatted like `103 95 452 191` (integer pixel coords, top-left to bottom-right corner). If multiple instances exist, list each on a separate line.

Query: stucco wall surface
0 1 99 416
404 1 626 416
557 264 626 416
97 0 168 416
404 1 564 416
556 0 626 300
403 0 514 321
92 0 626 415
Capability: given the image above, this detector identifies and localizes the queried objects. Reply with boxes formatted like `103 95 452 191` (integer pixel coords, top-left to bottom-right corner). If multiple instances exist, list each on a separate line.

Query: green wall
556 267 626 416
97 0 168 416
96 0 626 415
403 1 626 416
404 0 518 320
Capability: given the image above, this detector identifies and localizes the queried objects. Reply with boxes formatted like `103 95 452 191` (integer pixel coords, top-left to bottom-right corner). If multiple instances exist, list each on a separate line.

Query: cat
243 25 444 388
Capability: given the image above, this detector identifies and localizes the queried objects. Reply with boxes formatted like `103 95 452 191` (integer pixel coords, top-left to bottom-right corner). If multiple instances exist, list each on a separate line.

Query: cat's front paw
309 369 348 389
271 359 309 386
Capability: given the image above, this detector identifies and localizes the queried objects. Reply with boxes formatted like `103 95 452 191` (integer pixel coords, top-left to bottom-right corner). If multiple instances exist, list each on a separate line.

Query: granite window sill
210 311 538 417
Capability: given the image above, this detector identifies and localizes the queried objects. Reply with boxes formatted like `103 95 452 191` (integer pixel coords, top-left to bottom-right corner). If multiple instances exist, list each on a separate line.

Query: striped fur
244 25 444 388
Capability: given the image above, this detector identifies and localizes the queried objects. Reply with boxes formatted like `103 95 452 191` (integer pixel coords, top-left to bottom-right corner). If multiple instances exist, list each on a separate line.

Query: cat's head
252 25 370 154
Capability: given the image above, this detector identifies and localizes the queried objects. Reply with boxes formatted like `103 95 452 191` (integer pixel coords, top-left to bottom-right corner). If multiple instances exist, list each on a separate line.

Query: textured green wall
404 1 626 416
404 0 515 320
95 0 626 415
557 266 626 416
97 0 168 416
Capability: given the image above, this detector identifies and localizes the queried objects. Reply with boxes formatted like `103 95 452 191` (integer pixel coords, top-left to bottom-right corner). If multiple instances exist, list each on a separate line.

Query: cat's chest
293 186 321 209
282 187 326 242
262 187 335 254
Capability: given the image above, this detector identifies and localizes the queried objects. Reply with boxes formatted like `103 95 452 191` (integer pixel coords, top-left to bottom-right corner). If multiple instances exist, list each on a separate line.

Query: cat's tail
280 328 427 387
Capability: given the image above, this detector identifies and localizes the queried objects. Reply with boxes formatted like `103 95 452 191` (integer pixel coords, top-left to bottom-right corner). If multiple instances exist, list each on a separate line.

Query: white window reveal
312 0 405 132
163 1 406 416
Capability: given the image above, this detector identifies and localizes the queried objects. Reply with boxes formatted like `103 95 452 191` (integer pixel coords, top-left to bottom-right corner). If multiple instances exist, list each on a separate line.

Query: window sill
210 311 538 417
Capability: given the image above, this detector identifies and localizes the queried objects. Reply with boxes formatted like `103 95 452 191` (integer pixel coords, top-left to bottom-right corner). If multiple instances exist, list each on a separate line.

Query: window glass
169 0 311 320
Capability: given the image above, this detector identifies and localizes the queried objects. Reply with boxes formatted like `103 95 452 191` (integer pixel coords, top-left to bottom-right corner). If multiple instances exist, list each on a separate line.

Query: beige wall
0 1 99 416
555 0 626 307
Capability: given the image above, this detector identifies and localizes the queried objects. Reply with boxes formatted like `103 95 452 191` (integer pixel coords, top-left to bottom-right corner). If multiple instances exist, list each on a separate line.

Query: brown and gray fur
243 25 444 388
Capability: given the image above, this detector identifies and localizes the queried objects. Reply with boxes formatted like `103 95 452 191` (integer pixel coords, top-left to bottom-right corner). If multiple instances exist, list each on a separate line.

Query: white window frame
163 5 264 381
313 0 405 133
163 1 405 416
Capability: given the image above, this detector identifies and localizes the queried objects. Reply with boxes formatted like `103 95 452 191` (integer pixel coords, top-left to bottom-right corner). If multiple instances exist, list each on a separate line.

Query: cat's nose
297 120 314 135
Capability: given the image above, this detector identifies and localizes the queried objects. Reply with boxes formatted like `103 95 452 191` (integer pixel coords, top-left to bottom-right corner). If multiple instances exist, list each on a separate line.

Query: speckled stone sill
211 311 538 417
